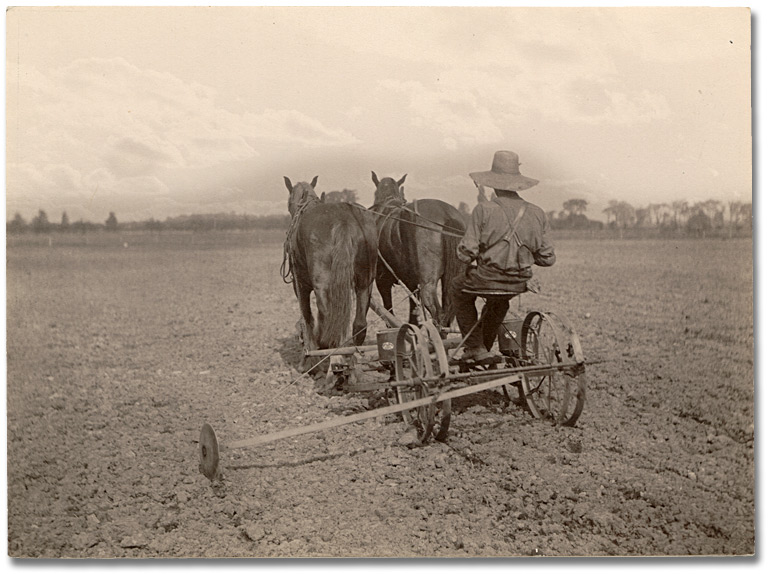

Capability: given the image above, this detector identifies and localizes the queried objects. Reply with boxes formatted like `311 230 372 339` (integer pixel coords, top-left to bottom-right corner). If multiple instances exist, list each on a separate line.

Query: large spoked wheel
519 311 586 426
394 324 451 443
420 321 451 441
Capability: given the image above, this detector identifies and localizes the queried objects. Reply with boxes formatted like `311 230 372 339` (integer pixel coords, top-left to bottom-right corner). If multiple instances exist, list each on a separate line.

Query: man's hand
526 278 542 294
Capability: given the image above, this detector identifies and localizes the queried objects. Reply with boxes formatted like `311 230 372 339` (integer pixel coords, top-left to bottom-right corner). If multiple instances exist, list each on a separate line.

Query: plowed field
6 235 754 557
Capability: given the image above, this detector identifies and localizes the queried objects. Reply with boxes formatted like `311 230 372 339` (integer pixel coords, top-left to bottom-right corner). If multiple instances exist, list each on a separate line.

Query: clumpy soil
6 237 753 557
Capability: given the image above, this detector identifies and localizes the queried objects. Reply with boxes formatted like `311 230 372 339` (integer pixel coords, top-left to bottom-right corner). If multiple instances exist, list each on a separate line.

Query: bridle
281 187 321 284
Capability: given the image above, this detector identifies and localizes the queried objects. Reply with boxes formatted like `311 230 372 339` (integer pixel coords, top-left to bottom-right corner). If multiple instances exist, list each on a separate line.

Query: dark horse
283 176 378 357
370 172 466 328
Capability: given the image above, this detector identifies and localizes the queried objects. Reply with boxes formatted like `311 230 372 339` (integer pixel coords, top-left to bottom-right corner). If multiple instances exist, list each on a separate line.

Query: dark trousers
449 269 525 351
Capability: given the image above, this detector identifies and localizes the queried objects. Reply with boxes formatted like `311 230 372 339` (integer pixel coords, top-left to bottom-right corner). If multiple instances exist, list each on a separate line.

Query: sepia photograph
4 4 754 559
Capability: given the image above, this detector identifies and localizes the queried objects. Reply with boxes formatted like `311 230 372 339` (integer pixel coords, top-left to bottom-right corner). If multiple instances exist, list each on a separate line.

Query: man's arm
457 204 484 264
533 216 555 267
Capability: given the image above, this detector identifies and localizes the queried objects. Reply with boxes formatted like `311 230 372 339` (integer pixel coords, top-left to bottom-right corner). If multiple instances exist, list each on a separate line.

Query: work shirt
457 194 555 284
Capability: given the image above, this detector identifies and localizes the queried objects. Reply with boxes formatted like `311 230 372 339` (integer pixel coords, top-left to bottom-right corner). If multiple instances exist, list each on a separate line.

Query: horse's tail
348 204 379 286
441 215 467 328
318 221 355 348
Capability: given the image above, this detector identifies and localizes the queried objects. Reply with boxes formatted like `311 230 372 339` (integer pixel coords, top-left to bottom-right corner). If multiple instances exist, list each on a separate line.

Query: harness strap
366 201 465 238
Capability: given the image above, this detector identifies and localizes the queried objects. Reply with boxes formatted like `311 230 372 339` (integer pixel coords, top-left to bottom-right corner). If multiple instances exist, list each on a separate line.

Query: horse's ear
310 175 318 188
371 171 380 187
397 174 407 187
284 176 293 193
320 192 326 202
399 186 406 201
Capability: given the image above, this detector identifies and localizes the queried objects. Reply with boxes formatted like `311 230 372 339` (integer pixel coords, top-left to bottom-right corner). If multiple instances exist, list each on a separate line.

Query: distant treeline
7 194 752 240
456 197 753 239
6 210 291 235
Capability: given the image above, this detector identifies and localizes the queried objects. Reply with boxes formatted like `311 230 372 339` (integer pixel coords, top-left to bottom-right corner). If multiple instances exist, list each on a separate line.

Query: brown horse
284 176 378 356
370 172 466 328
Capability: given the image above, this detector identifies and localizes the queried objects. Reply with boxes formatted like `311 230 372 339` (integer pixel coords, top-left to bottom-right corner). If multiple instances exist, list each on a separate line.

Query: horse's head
371 171 407 206
284 176 320 217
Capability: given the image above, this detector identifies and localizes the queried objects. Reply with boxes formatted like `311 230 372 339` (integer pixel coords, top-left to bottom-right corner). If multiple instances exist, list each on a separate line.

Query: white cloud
346 106 364 120
7 163 53 192
612 8 750 65
315 8 745 74
104 136 185 178
82 168 115 192
111 176 171 199
316 8 689 130
443 138 458 151
5 8 750 220
541 80 671 126
244 109 360 148
378 67 670 144
379 79 504 149
6 56 360 219
43 164 83 191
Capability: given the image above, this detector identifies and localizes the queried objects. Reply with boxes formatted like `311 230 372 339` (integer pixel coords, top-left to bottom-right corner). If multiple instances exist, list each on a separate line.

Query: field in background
6 229 287 249
5 220 753 251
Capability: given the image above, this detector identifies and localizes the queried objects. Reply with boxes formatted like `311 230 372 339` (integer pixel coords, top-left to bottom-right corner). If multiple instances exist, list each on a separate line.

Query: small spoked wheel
519 312 586 426
394 324 451 443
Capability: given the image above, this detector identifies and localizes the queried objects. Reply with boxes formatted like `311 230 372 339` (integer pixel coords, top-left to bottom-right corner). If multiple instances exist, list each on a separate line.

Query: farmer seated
450 150 555 362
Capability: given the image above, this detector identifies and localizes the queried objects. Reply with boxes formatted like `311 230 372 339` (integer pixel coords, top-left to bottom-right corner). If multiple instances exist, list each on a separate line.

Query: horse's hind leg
297 283 316 353
420 281 442 327
352 284 372 346
376 274 395 314
440 280 455 329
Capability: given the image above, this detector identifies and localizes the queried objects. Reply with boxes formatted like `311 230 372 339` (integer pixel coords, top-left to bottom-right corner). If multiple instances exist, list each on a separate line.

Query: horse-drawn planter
198 176 589 481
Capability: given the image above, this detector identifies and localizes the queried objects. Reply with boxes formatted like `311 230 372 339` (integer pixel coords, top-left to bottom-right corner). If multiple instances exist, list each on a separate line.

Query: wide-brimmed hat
470 150 539 192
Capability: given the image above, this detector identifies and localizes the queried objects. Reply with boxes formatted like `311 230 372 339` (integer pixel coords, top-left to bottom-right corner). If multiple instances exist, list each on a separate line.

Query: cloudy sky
5 5 752 223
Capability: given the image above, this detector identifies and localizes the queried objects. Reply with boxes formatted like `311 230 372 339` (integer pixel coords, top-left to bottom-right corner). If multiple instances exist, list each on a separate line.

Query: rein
281 192 321 284
399 202 465 238
364 199 466 239
369 196 408 237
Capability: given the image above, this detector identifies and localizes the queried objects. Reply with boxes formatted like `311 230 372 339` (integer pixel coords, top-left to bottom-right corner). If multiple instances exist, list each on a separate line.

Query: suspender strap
493 197 527 247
